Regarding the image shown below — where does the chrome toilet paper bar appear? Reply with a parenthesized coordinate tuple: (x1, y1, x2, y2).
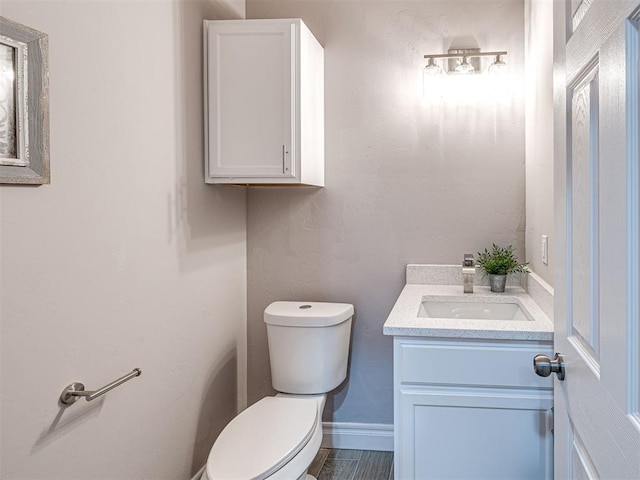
(59, 368, 142, 405)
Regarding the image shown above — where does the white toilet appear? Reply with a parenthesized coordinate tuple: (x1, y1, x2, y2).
(203, 301, 354, 480)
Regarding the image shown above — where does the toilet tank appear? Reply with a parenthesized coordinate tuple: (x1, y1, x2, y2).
(264, 301, 354, 394)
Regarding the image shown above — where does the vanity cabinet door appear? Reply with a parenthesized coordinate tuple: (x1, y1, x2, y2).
(397, 388, 553, 480)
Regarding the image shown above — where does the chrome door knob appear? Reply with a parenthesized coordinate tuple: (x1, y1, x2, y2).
(533, 353, 566, 381)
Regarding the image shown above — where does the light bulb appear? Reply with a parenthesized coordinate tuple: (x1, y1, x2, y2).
(455, 56, 474, 74)
(488, 55, 507, 76)
(423, 58, 442, 76)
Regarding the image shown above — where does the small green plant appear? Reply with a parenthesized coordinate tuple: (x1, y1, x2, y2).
(476, 244, 529, 276)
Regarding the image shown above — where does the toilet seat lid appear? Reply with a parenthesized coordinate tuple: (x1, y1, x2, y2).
(206, 396, 318, 480)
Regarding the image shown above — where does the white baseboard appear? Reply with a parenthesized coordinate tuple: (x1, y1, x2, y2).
(321, 422, 394, 451)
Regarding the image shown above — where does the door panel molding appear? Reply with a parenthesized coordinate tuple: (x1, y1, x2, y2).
(571, 429, 599, 480)
(566, 0, 640, 79)
(567, 60, 600, 361)
(626, 16, 640, 421)
(572, 0, 593, 34)
(568, 335, 599, 379)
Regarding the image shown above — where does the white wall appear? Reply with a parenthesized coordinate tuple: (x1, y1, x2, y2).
(0, 1, 246, 478)
(246, 0, 526, 425)
(525, 0, 554, 285)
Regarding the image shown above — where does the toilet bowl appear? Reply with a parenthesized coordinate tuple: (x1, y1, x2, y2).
(203, 301, 354, 480)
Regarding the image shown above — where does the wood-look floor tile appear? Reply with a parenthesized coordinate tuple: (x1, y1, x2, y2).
(309, 448, 331, 477)
(317, 458, 359, 480)
(353, 451, 394, 480)
(326, 449, 363, 460)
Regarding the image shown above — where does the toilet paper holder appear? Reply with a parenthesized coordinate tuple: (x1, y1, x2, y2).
(59, 368, 142, 405)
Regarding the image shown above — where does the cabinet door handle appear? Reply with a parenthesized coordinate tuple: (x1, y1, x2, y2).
(282, 145, 289, 174)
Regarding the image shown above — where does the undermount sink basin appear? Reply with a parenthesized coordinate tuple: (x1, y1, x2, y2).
(418, 301, 529, 321)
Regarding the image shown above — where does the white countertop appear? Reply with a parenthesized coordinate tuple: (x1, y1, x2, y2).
(383, 284, 553, 341)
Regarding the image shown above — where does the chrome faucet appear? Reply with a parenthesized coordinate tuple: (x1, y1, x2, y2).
(462, 254, 475, 294)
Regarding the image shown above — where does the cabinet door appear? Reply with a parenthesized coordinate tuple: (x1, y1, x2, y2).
(206, 21, 294, 178)
(398, 388, 553, 480)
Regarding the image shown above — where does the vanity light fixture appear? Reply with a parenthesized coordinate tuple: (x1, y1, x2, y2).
(423, 50, 508, 76)
(455, 56, 475, 74)
(423, 57, 443, 76)
(488, 53, 508, 75)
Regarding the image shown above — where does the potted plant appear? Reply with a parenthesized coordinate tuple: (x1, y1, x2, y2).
(476, 244, 529, 292)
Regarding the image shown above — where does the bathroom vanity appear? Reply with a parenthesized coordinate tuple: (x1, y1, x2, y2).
(384, 266, 554, 480)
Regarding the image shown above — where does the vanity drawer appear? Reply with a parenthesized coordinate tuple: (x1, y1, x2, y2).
(396, 338, 553, 389)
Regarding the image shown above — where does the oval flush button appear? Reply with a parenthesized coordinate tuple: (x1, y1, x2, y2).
(299, 305, 312, 309)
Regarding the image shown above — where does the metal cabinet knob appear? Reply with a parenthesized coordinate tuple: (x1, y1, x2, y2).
(533, 353, 566, 381)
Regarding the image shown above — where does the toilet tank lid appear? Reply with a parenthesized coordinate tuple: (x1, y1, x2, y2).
(264, 301, 354, 327)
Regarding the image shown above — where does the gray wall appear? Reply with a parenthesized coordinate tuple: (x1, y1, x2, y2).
(0, 1, 246, 478)
(246, 0, 526, 424)
(525, 0, 554, 286)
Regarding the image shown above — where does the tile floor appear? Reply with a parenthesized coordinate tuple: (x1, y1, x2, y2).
(308, 448, 394, 480)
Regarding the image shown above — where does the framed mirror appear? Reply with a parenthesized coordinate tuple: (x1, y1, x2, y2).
(0, 16, 49, 184)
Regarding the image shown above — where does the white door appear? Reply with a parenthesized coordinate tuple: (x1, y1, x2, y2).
(552, 0, 640, 478)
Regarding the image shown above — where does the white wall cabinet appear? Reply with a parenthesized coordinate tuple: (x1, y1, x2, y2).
(394, 337, 553, 480)
(204, 19, 324, 186)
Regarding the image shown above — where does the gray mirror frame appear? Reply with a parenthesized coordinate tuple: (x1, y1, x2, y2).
(0, 16, 50, 185)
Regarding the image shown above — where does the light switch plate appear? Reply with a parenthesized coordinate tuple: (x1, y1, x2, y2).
(541, 235, 548, 265)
